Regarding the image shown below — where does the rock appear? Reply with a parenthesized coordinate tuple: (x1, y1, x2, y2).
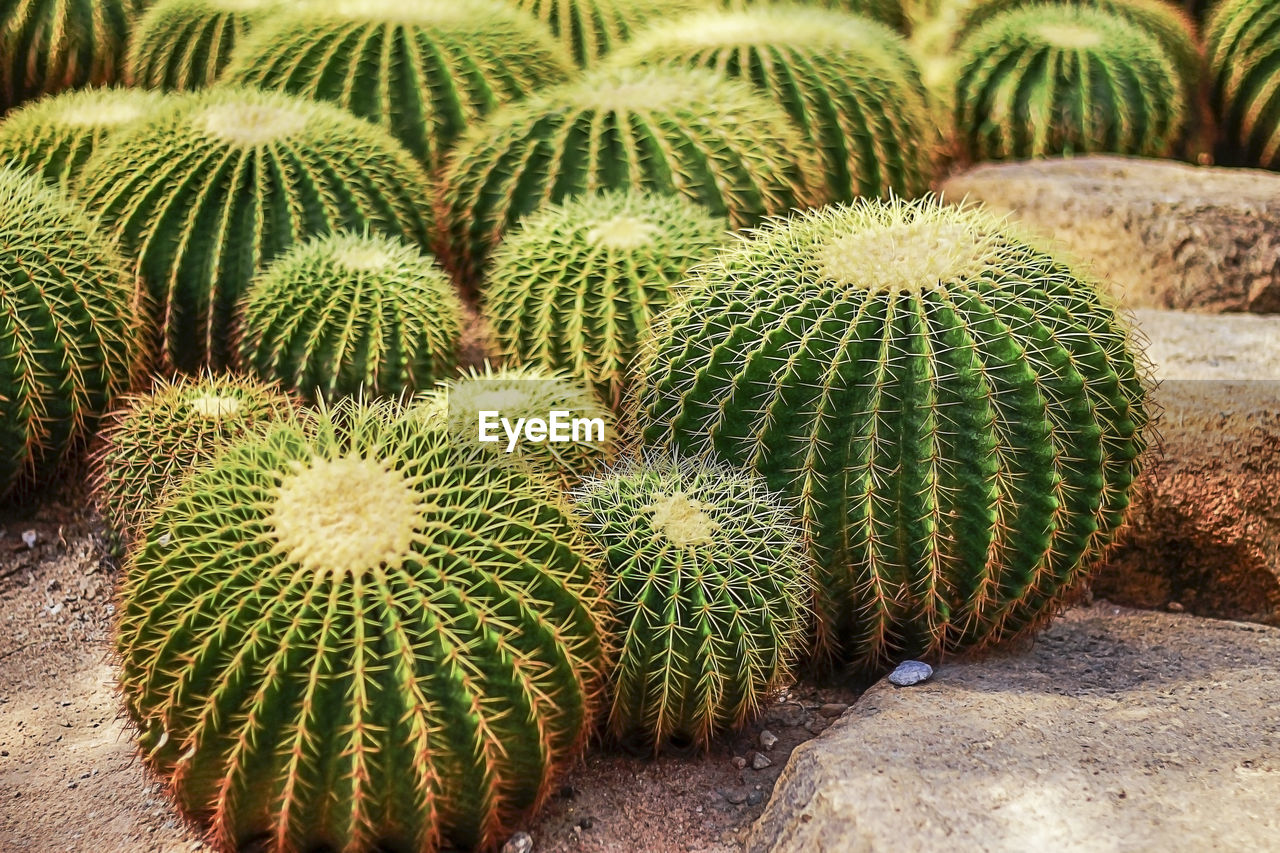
(732, 755, 747, 770)
(721, 788, 749, 805)
(501, 831, 533, 853)
(747, 605, 1280, 853)
(817, 703, 847, 718)
(759, 730, 778, 751)
(887, 660, 933, 687)
(751, 752, 772, 770)
(21, 529, 37, 549)
(941, 156, 1280, 312)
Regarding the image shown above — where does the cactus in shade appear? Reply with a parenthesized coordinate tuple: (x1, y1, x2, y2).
(953, 6, 1186, 162)
(503, 0, 704, 66)
(574, 453, 813, 750)
(720, 0, 910, 34)
(635, 198, 1150, 669)
(1208, 0, 1280, 169)
(115, 398, 608, 852)
(437, 66, 822, 287)
(0, 0, 135, 111)
(226, 0, 572, 169)
(0, 168, 145, 499)
(76, 87, 432, 373)
(613, 6, 938, 204)
(484, 192, 729, 410)
(0, 88, 170, 188)
(127, 0, 282, 91)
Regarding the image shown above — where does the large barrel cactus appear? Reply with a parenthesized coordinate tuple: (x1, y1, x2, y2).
(0, 168, 145, 499)
(636, 198, 1150, 668)
(720, 0, 910, 34)
(502, 0, 704, 66)
(77, 87, 432, 373)
(574, 453, 813, 750)
(116, 399, 608, 852)
(483, 191, 729, 410)
(613, 5, 938, 204)
(954, 5, 1187, 161)
(437, 66, 822, 286)
(226, 0, 572, 169)
(1208, 0, 1280, 169)
(127, 0, 282, 91)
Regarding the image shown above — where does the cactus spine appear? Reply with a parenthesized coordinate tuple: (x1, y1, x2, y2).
(1208, 0, 1280, 168)
(720, 0, 911, 34)
(504, 0, 704, 66)
(0, 0, 136, 111)
(127, 0, 283, 91)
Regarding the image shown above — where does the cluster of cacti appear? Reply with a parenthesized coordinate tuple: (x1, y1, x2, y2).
(574, 453, 813, 750)
(236, 232, 463, 403)
(613, 5, 938, 203)
(0, 88, 170, 187)
(953, 5, 1187, 161)
(226, 0, 572, 168)
(636, 198, 1149, 668)
(503, 0, 704, 66)
(720, 0, 911, 34)
(116, 398, 608, 851)
(77, 87, 433, 373)
(437, 66, 822, 286)
(0, 0, 136, 111)
(483, 191, 729, 409)
(127, 0, 282, 91)
(1208, 0, 1280, 169)
(0, 168, 145, 499)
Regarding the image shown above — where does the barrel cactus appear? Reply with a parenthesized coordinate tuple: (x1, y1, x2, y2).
(720, 0, 910, 34)
(127, 0, 282, 91)
(77, 87, 433, 373)
(1208, 0, 1280, 169)
(0, 168, 145, 499)
(92, 373, 296, 543)
(574, 453, 812, 750)
(0, 0, 135, 111)
(237, 232, 464, 403)
(116, 398, 608, 851)
(954, 5, 1187, 161)
(484, 191, 729, 410)
(636, 198, 1150, 668)
(613, 5, 938, 203)
(503, 0, 704, 66)
(226, 0, 572, 169)
(437, 66, 822, 286)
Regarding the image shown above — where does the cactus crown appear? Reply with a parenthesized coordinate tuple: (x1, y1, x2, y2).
(1208, 0, 1280, 168)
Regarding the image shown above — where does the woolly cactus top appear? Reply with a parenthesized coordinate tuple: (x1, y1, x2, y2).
(11, 87, 168, 128)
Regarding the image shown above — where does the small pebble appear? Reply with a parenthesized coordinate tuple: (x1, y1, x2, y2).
(751, 752, 772, 770)
(818, 703, 848, 718)
(721, 788, 748, 805)
(21, 530, 37, 549)
(747, 790, 766, 806)
(501, 832, 533, 853)
(731, 756, 747, 770)
(1167, 601, 1185, 613)
(888, 660, 934, 687)
(759, 729, 778, 751)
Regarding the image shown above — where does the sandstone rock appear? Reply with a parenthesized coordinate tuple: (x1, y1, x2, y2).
(748, 606, 1280, 853)
(941, 156, 1280, 312)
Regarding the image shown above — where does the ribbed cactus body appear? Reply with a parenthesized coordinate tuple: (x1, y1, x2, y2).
(484, 192, 729, 410)
(0, 88, 170, 187)
(954, 6, 1186, 161)
(574, 453, 812, 750)
(636, 199, 1149, 669)
(504, 0, 703, 66)
(0, 168, 144, 499)
(128, 0, 282, 91)
(227, 0, 572, 169)
(1208, 0, 1280, 168)
(0, 0, 135, 111)
(720, 0, 910, 34)
(437, 66, 822, 287)
(117, 399, 608, 852)
(613, 6, 937, 203)
(77, 88, 432, 373)
(237, 232, 463, 403)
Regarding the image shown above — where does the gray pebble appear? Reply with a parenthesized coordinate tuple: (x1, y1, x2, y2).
(888, 660, 934, 686)
(759, 729, 778, 751)
(747, 790, 766, 806)
(721, 788, 748, 805)
(501, 832, 533, 853)
(21, 530, 37, 549)
(751, 752, 772, 770)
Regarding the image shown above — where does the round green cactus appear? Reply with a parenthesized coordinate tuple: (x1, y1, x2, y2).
(503, 0, 704, 66)
(0, 88, 170, 187)
(237, 232, 464, 403)
(574, 453, 813, 750)
(636, 198, 1150, 669)
(954, 5, 1187, 161)
(0, 0, 136, 111)
(612, 5, 938, 204)
(92, 373, 296, 543)
(226, 0, 572, 169)
(127, 0, 283, 91)
(436, 66, 823, 287)
(1208, 0, 1280, 168)
(721, 0, 910, 34)
(76, 87, 433, 373)
(483, 191, 729, 410)
(0, 168, 145, 499)
(116, 398, 608, 851)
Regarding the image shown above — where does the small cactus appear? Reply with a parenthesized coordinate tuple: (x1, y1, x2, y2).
(483, 191, 729, 410)
(574, 453, 813, 750)
(503, 0, 704, 66)
(127, 0, 283, 92)
(0, 0, 136, 111)
(1208, 0, 1280, 168)
(636, 198, 1150, 669)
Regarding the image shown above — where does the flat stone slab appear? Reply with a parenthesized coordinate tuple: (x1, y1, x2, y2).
(941, 156, 1280, 312)
(748, 605, 1280, 853)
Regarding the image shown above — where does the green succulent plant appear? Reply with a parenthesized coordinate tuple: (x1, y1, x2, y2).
(636, 198, 1150, 669)
(483, 191, 729, 410)
(436, 66, 823, 287)
(953, 5, 1187, 161)
(574, 452, 813, 750)
(127, 0, 283, 91)
(0, 0, 136, 111)
(612, 5, 938, 204)
(76, 87, 433, 373)
(1208, 0, 1280, 168)
(226, 0, 572, 169)
(720, 0, 911, 34)
(0, 167, 145, 499)
(0, 88, 170, 188)
(503, 0, 704, 66)
(116, 398, 609, 852)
